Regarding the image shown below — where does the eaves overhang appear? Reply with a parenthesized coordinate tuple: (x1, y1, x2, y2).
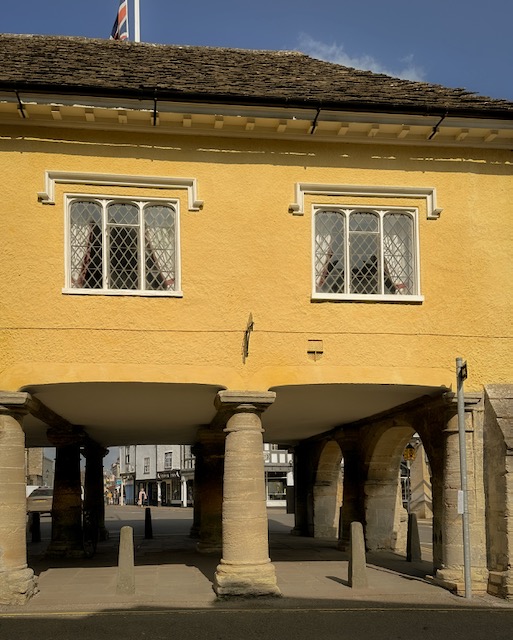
(2, 86, 513, 150)
(3, 80, 513, 121)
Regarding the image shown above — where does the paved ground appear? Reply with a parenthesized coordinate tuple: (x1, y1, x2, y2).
(1, 506, 511, 614)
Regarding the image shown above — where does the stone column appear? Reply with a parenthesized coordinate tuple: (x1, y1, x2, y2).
(213, 391, 280, 597)
(82, 441, 109, 542)
(291, 444, 310, 536)
(0, 396, 38, 604)
(434, 396, 488, 592)
(336, 429, 365, 551)
(46, 429, 84, 557)
(189, 443, 201, 539)
(194, 426, 225, 553)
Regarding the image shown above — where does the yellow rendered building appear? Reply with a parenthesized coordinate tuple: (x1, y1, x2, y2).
(1, 34, 513, 603)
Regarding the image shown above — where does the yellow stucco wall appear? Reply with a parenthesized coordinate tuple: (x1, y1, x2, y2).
(1, 124, 513, 393)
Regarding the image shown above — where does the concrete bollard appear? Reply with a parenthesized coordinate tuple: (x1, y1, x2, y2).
(144, 507, 153, 540)
(116, 525, 135, 595)
(30, 512, 41, 543)
(406, 513, 422, 562)
(348, 521, 368, 588)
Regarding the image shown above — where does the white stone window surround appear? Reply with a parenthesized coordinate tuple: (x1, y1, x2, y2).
(39, 171, 203, 211)
(290, 182, 442, 220)
(63, 193, 182, 297)
(311, 204, 423, 303)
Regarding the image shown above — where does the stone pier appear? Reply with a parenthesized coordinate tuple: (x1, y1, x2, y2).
(213, 391, 280, 597)
(0, 394, 38, 604)
(194, 426, 225, 554)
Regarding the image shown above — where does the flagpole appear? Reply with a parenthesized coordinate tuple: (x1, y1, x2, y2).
(134, 0, 141, 42)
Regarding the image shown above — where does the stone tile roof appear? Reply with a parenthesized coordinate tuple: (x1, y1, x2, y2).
(1, 33, 513, 118)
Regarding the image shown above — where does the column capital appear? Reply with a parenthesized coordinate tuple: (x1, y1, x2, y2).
(47, 426, 86, 447)
(215, 390, 276, 414)
(0, 391, 32, 417)
(81, 440, 109, 459)
(195, 424, 226, 446)
(443, 391, 483, 413)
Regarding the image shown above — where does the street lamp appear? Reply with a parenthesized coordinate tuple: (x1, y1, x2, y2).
(403, 443, 417, 514)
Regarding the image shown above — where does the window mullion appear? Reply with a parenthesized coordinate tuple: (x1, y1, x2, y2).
(379, 212, 384, 295)
(139, 204, 145, 291)
(102, 200, 108, 290)
(344, 210, 350, 294)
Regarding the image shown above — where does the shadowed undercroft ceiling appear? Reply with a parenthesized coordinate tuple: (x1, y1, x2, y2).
(19, 381, 446, 448)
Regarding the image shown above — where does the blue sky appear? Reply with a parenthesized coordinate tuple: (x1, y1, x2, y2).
(3, 0, 513, 101)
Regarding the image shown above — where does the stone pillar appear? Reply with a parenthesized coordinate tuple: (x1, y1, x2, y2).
(336, 429, 365, 551)
(213, 391, 280, 597)
(82, 441, 109, 542)
(483, 385, 513, 598)
(194, 426, 225, 553)
(434, 396, 488, 592)
(291, 443, 312, 536)
(190, 443, 201, 538)
(47, 429, 84, 557)
(0, 397, 38, 604)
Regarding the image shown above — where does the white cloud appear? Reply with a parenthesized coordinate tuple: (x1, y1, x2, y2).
(297, 33, 425, 82)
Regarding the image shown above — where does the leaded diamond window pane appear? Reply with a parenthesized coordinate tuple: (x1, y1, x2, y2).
(108, 226, 139, 289)
(315, 211, 345, 293)
(107, 202, 139, 225)
(383, 213, 415, 295)
(349, 212, 379, 233)
(107, 203, 140, 290)
(70, 201, 103, 289)
(144, 205, 176, 291)
(349, 212, 379, 294)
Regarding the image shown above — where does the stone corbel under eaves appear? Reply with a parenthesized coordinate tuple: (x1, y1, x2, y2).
(37, 171, 204, 211)
(289, 183, 442, 219)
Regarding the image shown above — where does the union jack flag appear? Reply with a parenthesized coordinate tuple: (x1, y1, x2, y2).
(111, 0, 129, 40)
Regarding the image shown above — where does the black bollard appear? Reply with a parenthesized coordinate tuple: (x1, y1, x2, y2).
(406, 512, 422, 562)
(144, 507, 153, 539)
(30, 512, 41, 543)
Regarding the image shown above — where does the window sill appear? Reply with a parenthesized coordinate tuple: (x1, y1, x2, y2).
(62, 288, 183, 298)
(311, 292, 424, 303)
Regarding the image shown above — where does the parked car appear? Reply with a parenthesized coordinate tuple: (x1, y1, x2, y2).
(27, 487, 53, 514)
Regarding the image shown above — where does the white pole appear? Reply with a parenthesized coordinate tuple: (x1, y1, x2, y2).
(134, 0, 141, 42)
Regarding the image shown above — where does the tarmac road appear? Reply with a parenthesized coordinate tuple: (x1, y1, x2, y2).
(4, 506, 511, 639)
(1, 607, 513, 640)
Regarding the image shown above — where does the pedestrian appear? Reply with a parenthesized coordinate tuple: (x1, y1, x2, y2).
(138, 488, 147, 507)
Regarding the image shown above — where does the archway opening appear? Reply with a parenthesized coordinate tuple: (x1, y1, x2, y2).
(364, 425, 433, 562)
(313, 440, 343, 539)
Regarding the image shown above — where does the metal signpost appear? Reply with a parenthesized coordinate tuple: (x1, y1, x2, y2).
(457, 357, 472, 599)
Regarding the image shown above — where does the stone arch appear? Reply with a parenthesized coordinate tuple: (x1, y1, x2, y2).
(362, 423, 415, 551)
(313, 440, 343, 539)
(483, 385, 513, 598)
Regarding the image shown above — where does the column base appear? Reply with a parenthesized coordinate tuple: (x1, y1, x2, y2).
(99, 526, 110, 542)
(0, 567, 38, 605)
(45, 541, 85, 558)
(197, 540, 222, 554)
(488, 570, 513, 600)
(291, 526, 306, 537)
(433, 566, 489, 595)
(214, 560, 281, 597)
